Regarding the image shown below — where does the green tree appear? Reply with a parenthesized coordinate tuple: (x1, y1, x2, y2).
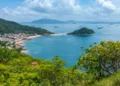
(52, 56, 66, 69)
(77, 41, 120, 78)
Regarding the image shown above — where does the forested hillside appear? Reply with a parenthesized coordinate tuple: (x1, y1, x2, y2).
(0, 48, 89, 86)
(0, 18, 53, 35)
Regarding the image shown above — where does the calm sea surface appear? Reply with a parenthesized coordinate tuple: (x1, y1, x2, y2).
(24, 23, 120, 67)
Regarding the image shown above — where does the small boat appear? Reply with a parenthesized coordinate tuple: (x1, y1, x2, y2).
(98, 27, 103, 29)
(54, 26, 58, 28)
(80, 46, 83, 49)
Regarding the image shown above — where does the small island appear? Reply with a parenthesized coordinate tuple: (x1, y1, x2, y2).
(67, 27, 95, 35)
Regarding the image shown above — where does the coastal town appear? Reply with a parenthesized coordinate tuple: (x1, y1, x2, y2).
(0, 33, 41, 53)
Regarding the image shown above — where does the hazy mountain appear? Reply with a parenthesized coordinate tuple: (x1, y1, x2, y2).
(31, 18, 79, 24)
(32, 18, 64, 24)
(31, 18, 120, 24)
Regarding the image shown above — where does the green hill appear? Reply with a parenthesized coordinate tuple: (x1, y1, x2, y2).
(0, 18, 54, 35)
(68, 27, 95, 35)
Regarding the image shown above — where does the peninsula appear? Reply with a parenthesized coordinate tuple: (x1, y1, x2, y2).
(0, 18, 54, 53)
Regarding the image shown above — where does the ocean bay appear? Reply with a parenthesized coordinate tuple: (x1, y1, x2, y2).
(24, 23, 120, 67)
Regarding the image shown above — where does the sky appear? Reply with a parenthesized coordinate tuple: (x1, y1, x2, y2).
(0, 0, 120, 22)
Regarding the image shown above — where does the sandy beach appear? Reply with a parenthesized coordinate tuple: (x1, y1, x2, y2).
(16, 34, 59, 53)
(16, 35, 41, 45)
(15, 35, 41, 53)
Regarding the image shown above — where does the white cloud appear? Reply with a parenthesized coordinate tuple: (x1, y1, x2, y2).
(24, 0, 81, 14)
(24, 0, 54, 13)
(0, 0, 82, 21)
(1, 6, 39, 16)
(0, 6, 53, 22)
(97, 0, 116, 12)
(0, 0, 120, 22)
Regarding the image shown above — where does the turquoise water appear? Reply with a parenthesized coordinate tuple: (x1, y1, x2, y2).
(24, 24, 120, 67)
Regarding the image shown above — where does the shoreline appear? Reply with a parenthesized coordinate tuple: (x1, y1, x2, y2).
(18, 33, 67, 54)
(15, 35, 41, 53)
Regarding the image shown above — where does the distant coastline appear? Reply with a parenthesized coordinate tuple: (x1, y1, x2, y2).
(28, 18, 120, 24)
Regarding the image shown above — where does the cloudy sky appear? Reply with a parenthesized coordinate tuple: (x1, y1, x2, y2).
(0, 0, 120, 22)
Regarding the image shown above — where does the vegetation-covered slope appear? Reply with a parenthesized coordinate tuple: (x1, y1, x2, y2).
(0, 48, 90, 86)
(68, 27, 95, 35)
(0, 41, 120, 86)
(94, 72, 120, 86)
(0, 18, 53, 35)
(77, 41, 120, 78)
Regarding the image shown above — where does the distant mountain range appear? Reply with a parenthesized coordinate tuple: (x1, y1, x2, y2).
(31, 18, 120, 24)
(32, 19, 63, 24)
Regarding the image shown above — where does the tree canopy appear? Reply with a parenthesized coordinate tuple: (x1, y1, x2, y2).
(0, 48, 90, 86)
(77, 41, 120, 78)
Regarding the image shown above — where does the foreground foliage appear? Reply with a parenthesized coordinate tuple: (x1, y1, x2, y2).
(0, 41, 120, 86)
(94, 72, 120, 86)
(77, 41, 120, 78)
(0, 48, 92, 86)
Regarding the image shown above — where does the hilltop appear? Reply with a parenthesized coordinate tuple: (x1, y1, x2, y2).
(0, 18, 54, 35)
(68, 27, 95, 35)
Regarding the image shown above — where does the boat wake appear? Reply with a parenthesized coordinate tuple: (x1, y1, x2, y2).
(51, 33, 67, 36)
